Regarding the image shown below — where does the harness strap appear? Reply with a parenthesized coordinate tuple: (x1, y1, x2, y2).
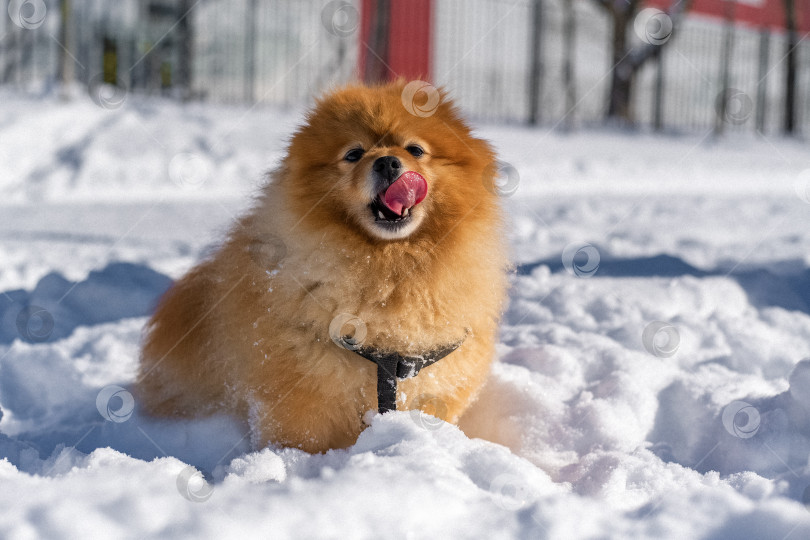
(334, 336, 465, 413)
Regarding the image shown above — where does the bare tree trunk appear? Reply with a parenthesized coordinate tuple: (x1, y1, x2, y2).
(595, 0, 691, 126)
(364, 0, 391, 83)
(3, 26, 19, 84)
(783, 0, 797, 135)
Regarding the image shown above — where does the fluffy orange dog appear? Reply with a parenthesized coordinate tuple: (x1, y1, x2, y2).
(136, 81, 509, 453)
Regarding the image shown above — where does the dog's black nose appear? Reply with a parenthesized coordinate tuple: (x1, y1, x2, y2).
(373, 156, 402, 183)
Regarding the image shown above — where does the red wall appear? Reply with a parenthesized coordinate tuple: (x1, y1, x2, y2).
(648, 0, 810, 32)
(360, 0, 432, 82)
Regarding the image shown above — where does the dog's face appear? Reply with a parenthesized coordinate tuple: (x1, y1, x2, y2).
(280, 82, 498, 243)
(334, 130, 432, 240)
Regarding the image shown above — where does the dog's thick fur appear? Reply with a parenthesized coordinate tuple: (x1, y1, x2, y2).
(135, 81, 509, 453)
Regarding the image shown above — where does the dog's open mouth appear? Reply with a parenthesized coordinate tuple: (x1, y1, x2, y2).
(370, 171, 428, 224)
(371, 197, 411, 222)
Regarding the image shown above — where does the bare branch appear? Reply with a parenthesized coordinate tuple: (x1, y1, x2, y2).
(629, 0, 694, 68)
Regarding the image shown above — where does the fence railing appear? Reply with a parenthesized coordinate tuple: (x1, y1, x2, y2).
(1, 0, 807, 135)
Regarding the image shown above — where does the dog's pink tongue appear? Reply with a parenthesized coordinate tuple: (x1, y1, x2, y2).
(382, 172, 428, 216)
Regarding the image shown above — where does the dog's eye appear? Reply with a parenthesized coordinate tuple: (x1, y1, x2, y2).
(344, 148, 365, 163)
(406, 145, 424, 158)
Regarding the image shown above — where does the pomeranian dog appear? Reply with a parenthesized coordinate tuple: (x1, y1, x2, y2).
(135, 80, 509, 453)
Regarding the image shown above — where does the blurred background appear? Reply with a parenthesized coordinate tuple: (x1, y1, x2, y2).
(4, 4, 810, 536)
(2, 0, 809, 135)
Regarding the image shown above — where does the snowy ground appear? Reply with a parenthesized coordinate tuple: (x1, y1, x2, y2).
(2, 89, 810, 539)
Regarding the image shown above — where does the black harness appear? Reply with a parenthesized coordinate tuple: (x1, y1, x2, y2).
(333, 335, 465, 413)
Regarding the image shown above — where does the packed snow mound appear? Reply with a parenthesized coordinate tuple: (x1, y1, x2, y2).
(2, 90, 810, 538)
(0, 262, 171, 345)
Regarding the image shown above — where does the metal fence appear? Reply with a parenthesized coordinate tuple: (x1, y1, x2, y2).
(191, 0, 358, 105)
(1, 0, 807, 135)
(635, 16, 810, 134)
(0, 0, 356, 106)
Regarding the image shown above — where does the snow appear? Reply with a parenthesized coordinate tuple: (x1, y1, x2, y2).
(2, 89, 810, 539)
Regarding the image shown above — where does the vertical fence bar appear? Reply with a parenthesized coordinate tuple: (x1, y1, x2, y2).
(177, 0, 194, 100)
(714, 0, 736, 136)
(653, 49, 664, 131)
(561, 0, 576, 129)
(755, 27, 769, 133)
(527, 0, 543, 125)
(244, 0, 256, 103)
(801, 41, 809, 134)
(783, 0, 797, 134)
